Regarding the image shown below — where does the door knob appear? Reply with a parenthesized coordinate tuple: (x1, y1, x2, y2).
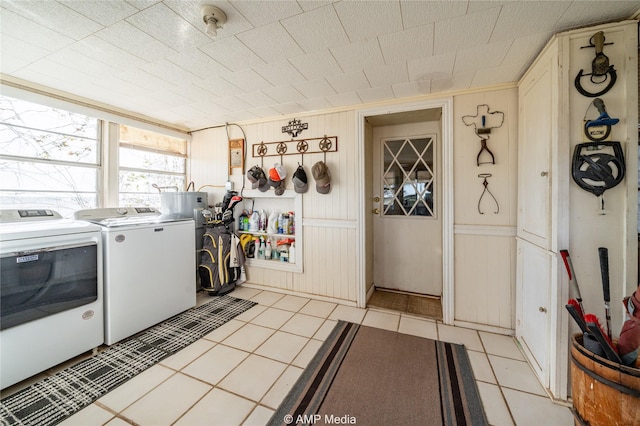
(538, 306, 547, 313)
(372, 208, 380, 215)
(540, 171, 549, 177)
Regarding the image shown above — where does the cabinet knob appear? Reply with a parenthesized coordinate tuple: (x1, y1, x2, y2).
(540, 171, 549, 177)
(538, 306, 547, 313)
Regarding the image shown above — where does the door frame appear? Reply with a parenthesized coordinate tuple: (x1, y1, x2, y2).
(355, 97, 454, 324)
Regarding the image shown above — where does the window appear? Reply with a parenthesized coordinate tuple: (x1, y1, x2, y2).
(382, 136, 435, 217)
(0, 95, 100, 217)
(118, 125, 187, 207)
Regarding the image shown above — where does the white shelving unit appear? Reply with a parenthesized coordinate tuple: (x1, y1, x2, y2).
(238, 189, 302, 273)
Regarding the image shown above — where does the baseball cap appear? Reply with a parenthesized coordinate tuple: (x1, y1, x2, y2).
(292, 165, 308, 194)
(247, 165, 267, 190)
(312, 161, 331, 194)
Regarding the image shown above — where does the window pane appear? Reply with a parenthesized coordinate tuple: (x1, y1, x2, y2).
(0, 96, 98, 138)
(0, 160, 97, 192)
(119, 147, 185, 173)
(0, 124, 98, 164)
(119, 170, 184, 193)
(0, 191, 97, 218)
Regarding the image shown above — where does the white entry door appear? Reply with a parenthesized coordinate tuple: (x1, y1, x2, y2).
(372, 125, 442, 295)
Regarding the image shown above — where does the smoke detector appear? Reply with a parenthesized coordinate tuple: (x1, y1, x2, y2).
(201, 5, 227, 37)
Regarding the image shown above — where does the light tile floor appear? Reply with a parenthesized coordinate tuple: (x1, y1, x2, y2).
(48, 287, 573, 425)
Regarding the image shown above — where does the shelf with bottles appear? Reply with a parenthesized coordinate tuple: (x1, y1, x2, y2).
(236, 189, 302, 273)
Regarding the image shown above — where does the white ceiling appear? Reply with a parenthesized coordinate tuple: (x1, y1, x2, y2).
(1, 1, 638, 131)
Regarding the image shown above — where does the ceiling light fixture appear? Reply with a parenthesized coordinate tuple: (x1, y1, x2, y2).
(201, 5, 227, 37)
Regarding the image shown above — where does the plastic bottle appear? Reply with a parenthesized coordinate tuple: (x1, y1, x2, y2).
(260, 210, 267, 232)
(238, 211, 246, 231)
(258, 237, 265, 259)
(278, 213, 284, 234)
(282, 214, 289, 235)
(280, 245, 289, 263)
(249, 211, 259, 232)
(288, 242, 295, 264)
(265, 240, 272, 260)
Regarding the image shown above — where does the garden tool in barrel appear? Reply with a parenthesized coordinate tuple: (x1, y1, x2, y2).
(618, 288, 640, 367)
(574, 31, 617, 97)
(571, 141, 625, 213)
(583, 98, 619, 142)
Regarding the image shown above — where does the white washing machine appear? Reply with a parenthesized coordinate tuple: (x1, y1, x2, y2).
(73, 207, 196, 345)
(0, 209, 103, 389)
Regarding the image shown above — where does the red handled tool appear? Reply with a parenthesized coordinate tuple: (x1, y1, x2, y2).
(560, 250, 585, 315)
(585, 313, 621, 363)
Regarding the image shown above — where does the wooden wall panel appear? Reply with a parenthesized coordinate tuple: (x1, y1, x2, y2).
(454, 232, 516, 330)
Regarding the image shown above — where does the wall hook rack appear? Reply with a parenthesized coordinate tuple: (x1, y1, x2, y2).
(252, 135, 338, 158)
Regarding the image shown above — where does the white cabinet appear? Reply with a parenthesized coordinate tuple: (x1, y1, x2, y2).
(238, 189, 303, 273)
(516, 20, 637, 401)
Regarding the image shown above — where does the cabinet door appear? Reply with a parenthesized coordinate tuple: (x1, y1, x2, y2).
(516, 239, 551, 386)
(518, 64, 553, 249)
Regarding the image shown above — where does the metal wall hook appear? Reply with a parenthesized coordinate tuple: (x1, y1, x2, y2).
(477, 173, 499, 214)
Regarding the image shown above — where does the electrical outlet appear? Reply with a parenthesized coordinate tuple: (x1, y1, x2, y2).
(225, 180, 234, 191)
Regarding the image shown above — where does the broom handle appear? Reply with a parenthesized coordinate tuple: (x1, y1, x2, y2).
(598, 247, 611, 340)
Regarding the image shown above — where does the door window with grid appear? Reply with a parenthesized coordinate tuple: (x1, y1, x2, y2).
(382, 136, 435, 217)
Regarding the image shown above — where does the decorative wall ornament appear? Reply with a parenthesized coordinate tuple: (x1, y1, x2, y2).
(477, 173, 499, 215)
(462, 104, 504, 166)
(574, 31, 617, 97)
(282, 118, 308, 137)
(252, 136, 338, 158)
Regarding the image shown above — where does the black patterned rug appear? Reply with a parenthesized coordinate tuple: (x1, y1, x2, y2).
(0, 295, 256, 426)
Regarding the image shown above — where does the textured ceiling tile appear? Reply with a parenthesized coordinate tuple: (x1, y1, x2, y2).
(325, 91, 362, 108)
(364, 62, 409, 87)
(392, 80, 431, 99)
(230, 0, 303, 27)
(407, 53, 455, 81)
(237, 23, 304, 63)
(0, 35, 48, 73)
(326, 71, 370, 93)
(253, 61, 306, 86)
(246, 106, 282, 119)
(357, 86, 394, 104)
(333, 1, 403, 42)
(59, 0, 138, 26)
(297, 97, 333, 112)
(14, 59, 101, 95)
(235, 91, 277, 108)
(472, 62, 526, 87)
(115, 68, 178, 91)
(433, 7, 500, 55)
(167, 48, 231, 79)
(298, 0, 334, 12)
(263, 85, 305, 104)
(453, 41, 511, 75)
(293, 79, 337, 98)
(502, 32, 552, 70)
(281, 5, 350, 53)
(431, 72, 474, 92)
(126, 3, 210, 51)
(67, 36, 147, 72)
(331, 38, 384, 72)
(2, 0, 104, 40)
(555, 1, 640, 30)
(211, 95, 252, 113)
(47, 47, 121, 79)
(222, 69, 272, 93)
(270, 102, 304, 115)
(0, 7, 74, 52)
(400, 0, 468, 29)
(289, 50, 342, 80)
(194, 76, 243, 97)
(199, 37, 265, 72)
(378, 24, 434, 64)
(125, 0, 161, 10)
(489, 1, 571, 43)
(140, 59, 203, 85)
(95, 20, 177, 61)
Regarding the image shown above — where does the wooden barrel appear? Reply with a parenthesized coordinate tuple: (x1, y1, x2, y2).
(571, 333, 640, 425)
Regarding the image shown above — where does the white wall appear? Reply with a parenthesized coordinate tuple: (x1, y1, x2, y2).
(190, 87, 520, 331)
(453, 88, 519, 331)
